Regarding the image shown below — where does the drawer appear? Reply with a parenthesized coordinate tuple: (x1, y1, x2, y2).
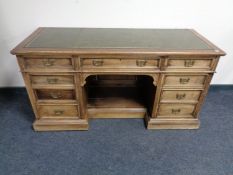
(158, 104, 195, 118)
(163, 75, 206, 88)
(160, 90, 202, 103)
(81, 58, 159, 69)
(24, 58, 74, 70)
(37, 105, 79, 118)
(35, 89, 76, 100)
(31, 75, 74, 86)
(166, 58, 213, 70)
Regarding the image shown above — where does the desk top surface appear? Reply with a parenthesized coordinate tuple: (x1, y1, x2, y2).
(11, 28, 225, 55)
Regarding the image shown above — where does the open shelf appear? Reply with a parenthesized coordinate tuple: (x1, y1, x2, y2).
(85, 75, 156, 118)
(88, 97, 145, 108)
(87, 87, 145, 108)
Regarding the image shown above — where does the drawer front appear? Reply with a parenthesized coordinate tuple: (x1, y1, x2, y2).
(163, 75, 206, 87)
(31, 75, 74, 85)
(160, 90, 202, 103)
(35, 89, 75, 100)
(167, 58, 212, 69)
(24, 58, 74, 70)
(158, 104, 195, 117)
(81, 58, 159, 69)
(38, 105, 79, 118)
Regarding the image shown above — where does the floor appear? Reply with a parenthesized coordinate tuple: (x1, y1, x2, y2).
(0, 87, 233, 175)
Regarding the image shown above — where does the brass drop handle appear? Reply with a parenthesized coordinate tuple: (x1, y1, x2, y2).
(47, 78, 58, 84)
(43, 59, 55, 66)
(172, 109, 181, 114)
(92, 59, 104, 66)
(54, 110, 64, 115)
(180, 78, 190, 84)
(136, 60, 147, 67)
(184, 60, 195, 67)
(176, 93, 186, 100)
(50, 92, 62, 99)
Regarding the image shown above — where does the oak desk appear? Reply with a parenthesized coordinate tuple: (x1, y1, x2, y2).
(11, 28, 225, 131)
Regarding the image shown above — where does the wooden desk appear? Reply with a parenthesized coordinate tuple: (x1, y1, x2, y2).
(11, 28, 225, 131)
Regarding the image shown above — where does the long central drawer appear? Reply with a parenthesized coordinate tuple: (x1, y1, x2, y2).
(80, 58, 159, 69)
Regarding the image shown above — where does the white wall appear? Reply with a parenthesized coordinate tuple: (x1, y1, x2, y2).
(0, 0, 232, 87)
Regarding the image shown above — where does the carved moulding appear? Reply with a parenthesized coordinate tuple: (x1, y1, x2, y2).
(80, 73, 158, 87)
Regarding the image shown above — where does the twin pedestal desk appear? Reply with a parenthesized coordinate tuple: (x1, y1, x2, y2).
(11, 28, 225, 131)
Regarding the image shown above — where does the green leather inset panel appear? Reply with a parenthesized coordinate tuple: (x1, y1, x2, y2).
(26, 28, 213, 50)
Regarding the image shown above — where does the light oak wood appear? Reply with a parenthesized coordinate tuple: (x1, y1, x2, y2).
(31, 75, 74, 86)
(160, 90, 202, 103)
(11, 28, 225, 131)
(166, 57, 214, 70)
(163, 75, 207, 88)
(146, 115, 200, 129)
(35, 89, 75, 100)
(192, 73, 214, 118)
(24, 57, 74, 71)
(33, 119, 88, 131)
(37, 104, 79, 119)
(157, 104, 196, 118)
(81, 58, 159, 69)
(88, 108, 146, 118)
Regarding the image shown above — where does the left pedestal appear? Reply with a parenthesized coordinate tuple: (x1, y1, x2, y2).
(16, 56, 88, 131)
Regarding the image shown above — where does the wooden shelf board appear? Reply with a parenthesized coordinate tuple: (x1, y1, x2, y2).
(87, 97, 145, 108)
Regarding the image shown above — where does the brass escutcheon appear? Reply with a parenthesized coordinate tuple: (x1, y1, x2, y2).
(92, 59, 104, 66)
(180, 78, 190, 84)
(136, 60, 147, 67)
(172, 109, 181, 114)
(50, 92, 62, 99)
(47, 78, 58, 84)
(184, 60, 195, 67)
(176, 93, 186, 100)
(54, 110, 64, 115)
(43, 59, 55, 66)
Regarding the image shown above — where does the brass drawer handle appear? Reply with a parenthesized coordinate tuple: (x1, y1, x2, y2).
(176, 93, 186, 100)
(136, 60, 147, 67)
(50, 92, 62, 99)
(180, 78, 190, 84)
(172, 109, 181, 114)
(184, 60, 195, 67)
(47, 78, 58, 84)
(43, 59, 55, 66)
(54, 110, 64, 115)
(92, 59, 104, 66)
